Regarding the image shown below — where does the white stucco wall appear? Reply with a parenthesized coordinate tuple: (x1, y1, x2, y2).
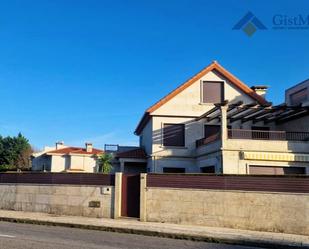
(70, 155, 97, 172)
(140, 118, 153, 155)
(33, 154, 98, 173)
(141, 69, 257, 172)
(50, 155, 70, 172)
(151, 70, 254, 116)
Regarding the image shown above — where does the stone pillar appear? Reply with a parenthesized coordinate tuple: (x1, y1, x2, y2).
(220, 105, 228, 147)
(139, 173, 147, 222)
(120, 160, 125, 172)
(113, 172, 122, 219)
(220, 104, 228, 174)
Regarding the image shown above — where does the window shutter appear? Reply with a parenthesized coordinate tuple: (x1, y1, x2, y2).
(163, 124, 185, 147)
(203, 82, 223, 103)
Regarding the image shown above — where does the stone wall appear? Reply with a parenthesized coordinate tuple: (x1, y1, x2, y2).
(145, 187, 309, 235)
(0, 184, 114, 218)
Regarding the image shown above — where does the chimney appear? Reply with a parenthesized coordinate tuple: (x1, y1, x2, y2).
(251, 85, 268, 98)
(55, 141, 65, 150)
(85, 142, 93, 153)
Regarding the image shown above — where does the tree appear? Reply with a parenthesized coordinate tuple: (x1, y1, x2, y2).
(97, 153, 113, 173)
(0, 133, 33, 171)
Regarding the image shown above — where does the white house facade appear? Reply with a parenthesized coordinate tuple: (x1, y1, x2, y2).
(134, 61, 309, 175)
(31, 142, 103, 172)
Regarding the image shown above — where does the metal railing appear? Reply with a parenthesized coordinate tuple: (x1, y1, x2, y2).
(196, 129, 309, 148)
(228, 129, 309, 141)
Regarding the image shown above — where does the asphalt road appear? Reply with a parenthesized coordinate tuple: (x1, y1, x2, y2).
(0, 222, 264, 249)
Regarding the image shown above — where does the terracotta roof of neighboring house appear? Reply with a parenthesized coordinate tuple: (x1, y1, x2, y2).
(116, 148, 147, 159)
(47, 147, 103, 155)
(135, 61, 270, 135)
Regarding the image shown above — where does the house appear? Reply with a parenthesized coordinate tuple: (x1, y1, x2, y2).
(105, 144, 147, 173)
(285, 78, 309, 106)
(31, 142, 103, 172)
(132, 61, 309, 175)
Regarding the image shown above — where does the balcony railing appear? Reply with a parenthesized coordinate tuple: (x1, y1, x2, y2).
(196, 129, 309, 148)
(196, 133, 221, 147)
(228, 129, 309, 141)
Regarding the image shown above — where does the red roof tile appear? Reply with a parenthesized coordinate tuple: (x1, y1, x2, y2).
(116, 148, 147, 159)
(47, 147, 103, 155)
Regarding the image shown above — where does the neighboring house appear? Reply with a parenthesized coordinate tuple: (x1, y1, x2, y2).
(277, 78, 309, 135)
(31, 142, 103, 172)
(132, 61, 309, 175)
(105, 144, 147, 173)
(285, 79, 309, 106)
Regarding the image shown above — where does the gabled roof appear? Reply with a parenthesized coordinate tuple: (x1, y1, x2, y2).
(47, 147, 103, 155)
(116, 148, 147, 159)
(135, 61, 269, 135)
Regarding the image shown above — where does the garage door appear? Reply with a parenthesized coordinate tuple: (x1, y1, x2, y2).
(249, 166, 306, 175)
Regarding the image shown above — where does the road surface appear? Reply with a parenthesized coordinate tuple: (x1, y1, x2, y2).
(0, 221, 264, 249)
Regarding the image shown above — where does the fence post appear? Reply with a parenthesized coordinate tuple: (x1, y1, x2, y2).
(140, 173, 147, 222)
(113, 172, 122, 219)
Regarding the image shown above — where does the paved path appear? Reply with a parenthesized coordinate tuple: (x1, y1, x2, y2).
(0, 210, 308, 248)
(0, 222, 260, 249)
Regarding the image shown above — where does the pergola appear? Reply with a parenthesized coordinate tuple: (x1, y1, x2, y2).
(196, 101, 309, 125)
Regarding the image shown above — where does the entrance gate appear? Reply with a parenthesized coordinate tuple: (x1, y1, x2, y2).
(121, 174, 140, 218)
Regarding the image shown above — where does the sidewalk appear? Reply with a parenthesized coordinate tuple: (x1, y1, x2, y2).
(0, 210, 307, 248)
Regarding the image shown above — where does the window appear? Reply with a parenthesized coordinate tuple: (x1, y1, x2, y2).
(204, 125, 221, 140)
(202, 81, 224, 103)
(200, 166, 215, 173)
(163, 124, 185, 147)
(290, 88, 307, 106)
(163, 167, 186, 173)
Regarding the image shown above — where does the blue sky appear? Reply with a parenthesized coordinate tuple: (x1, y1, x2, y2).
(0, 0, 308, 149)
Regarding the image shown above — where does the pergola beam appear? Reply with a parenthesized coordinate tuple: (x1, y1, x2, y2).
(196, 102, 309, 125)
(227, 101, 243, 112)
(241, 109, 271, 123)
(207, 113, 221, 122)
(230, 107, 263, 123)
(243, 106, 282, 123)
(276, 109, 309, 123)
(196, 106, 219, 121)
(264, 109, 298, 124)
(227, 102, 258, 119)
(252, 111, 278, 123)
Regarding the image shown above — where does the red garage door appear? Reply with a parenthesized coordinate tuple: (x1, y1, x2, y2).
(249, 166, 306, 175)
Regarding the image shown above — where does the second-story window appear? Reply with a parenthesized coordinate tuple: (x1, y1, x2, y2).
(163, 124, 185, 147)
(204, 125, 221, 140)
(202, 81, 224, 103)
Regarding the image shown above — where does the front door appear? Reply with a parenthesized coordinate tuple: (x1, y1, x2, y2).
(121, 174, 140, 218)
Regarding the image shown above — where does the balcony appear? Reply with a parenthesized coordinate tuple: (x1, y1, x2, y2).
(196, 129, 309, 148)
(228, 129, 309, 141)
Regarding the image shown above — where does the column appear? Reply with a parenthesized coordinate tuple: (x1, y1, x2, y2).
(120, 160, 125, 172)
(139, 173, 147, 222)
(113, 172, 122, 219)
(220, 105, 228, 145)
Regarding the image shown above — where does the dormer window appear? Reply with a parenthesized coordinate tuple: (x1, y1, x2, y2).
(202, 81, 224, 103)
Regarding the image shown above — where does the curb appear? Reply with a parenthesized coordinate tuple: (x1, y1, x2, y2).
(0, 216, 306, 249)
